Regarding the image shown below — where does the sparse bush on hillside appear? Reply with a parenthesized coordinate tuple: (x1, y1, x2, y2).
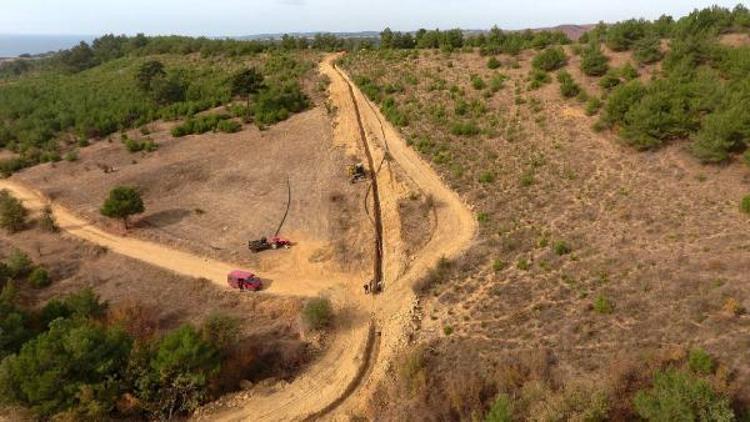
(487, 56, 501, 69)
(593, 295, 614, 314)
(5, 249, 33, 280)
(451, 121, 481, 136)
(485, 394, 513, 422)
(100, 186, 145, 229)
(171, 114, 241, 137)
(528, 69, 551, 90)
(302, 296, 333, 330)
(382, 97, 409, 127)
(532, 47, 567, 72)
(28, 267, 51, 289)
(605, 19, 649, 51)
(0, 190, 28, 233)
(599, 69, 622, 91)
(490, 73, 507, 93)
(687, 348, 715, 375)
(619, 62, 639, 80)
(553, 241, 572, 256)
(585, 97, 603, 116)
(633, 369, 734, 421)
(580, 43, 609, 76)
(471, 74, 487, 90)
(557, 70, 581, 98)
(741, 195, 750, 215)
(633, 36, 664, 64)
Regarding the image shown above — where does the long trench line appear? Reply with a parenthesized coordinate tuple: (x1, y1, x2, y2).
(334, 63, 384, 289)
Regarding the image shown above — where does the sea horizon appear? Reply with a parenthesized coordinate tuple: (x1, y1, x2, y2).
(0, 34, 96, 58)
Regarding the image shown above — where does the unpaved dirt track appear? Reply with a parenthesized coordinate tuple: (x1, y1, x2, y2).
(0, 53, 476, 421)
(208, 55, 476, 421)
(0, 180, 352, 297)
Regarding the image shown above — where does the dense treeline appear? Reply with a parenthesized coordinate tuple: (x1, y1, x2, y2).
(595, 5, 750, 162)
(0, 279, 241, 419)
(378, 26, 571, 54)
(0, 44, 316, 176)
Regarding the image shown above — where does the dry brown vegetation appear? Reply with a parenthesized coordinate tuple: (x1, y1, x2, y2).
(341, 45, 750, 419)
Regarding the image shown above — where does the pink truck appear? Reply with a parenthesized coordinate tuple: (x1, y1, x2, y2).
(227, 270, 263, 291)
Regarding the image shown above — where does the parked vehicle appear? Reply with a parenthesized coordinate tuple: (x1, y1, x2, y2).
(227, 270, 263, 291)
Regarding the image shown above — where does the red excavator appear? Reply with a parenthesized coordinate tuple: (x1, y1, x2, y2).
(248, 177, 293, 254)
(248, 236, 291, 253)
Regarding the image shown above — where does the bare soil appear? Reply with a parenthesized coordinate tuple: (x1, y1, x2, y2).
(14, 107, 370, 278)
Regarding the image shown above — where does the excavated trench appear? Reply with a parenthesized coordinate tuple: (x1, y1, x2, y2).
(334, 63, 384, 290)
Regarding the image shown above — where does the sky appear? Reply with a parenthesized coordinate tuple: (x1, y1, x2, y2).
(0, 0, 746, 36)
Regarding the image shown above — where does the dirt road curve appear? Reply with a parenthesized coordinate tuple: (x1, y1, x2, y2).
(0, 53, 476, 421)
(205, 55, 476, 421)
(0, 180, 352, 297)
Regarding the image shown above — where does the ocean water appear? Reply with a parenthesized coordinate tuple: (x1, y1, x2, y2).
(0, 34, 96, 57)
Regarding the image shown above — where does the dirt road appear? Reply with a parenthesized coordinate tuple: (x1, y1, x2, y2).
(0, 53, 476, 421)
(0, 180, 353, 297)
(204, 55, 476, 421)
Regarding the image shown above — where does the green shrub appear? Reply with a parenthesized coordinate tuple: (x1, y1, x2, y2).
(585, 97, 603, 116)
(200, 314, 240, 353)
(520, 170, 535, 186)
(634, 369, 734, 421)
(553, 241, 572, 256)
(171, 114, 232, 137)
(124, 138, 144, 152)
(443, 325, 453, 336)
(580, 43, 609, 76)
(487, 56, 501, 69)
(100, 186, 144, 229)
(0, 318, 132, 417)
(478, 171, 495, 184)
(633, 36, 664, 64)
(471, 75, 487, 90)
(216, 119, 242, 133)
(528, 69, 551, 90)
(381, 97, 409, 127)
(477, 212, 489, 224)
(492, 259, 507, 272)
(490, 73, 507, 92)
(28, 267, 51, 289)
(741, 195, 750, 215)
(593, 295, 614, 314)
(136, 324, 221, 418)
(601, 80, 646, 128)
(516, 258, 530, 271)
(605, 19, 648, 51)
(0, 190, 28, 233)
(253, 82, 309, 126)
(302, 296, 333, 330)
(5, 249, 32, 280)
(63, 150, 78, 162)
(619, 63, 639, 80)
(532, 47, 567, 72)
(687, 348, 715, 375)
(451, 121, 481, 136)
(557, 70, 581, 98)
(599, 69, 622, 90)
(485, 394, 513, 422)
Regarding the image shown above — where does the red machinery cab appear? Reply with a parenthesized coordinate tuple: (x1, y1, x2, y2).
(227, 270, 263, 291)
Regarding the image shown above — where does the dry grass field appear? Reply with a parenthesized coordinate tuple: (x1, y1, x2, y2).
(341, 45, 750, 418)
